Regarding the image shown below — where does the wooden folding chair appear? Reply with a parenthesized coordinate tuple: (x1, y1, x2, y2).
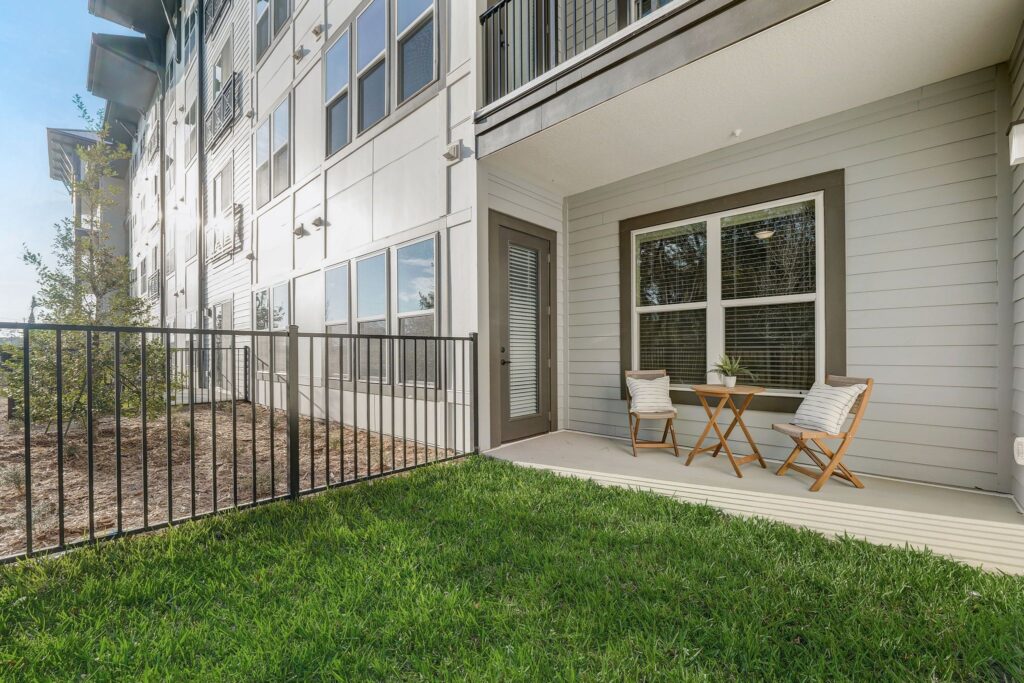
(625, 370, 680, 458)
(774, 375, 873, 492)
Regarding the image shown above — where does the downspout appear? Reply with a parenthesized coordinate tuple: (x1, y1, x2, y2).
(197, 1, 208, 333)
(158, 82, 167, 327)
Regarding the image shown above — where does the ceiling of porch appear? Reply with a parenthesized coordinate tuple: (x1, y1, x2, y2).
(481, 0, 1024, 196)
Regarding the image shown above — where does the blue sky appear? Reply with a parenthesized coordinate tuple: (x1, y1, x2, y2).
(0, 4, 134, 320)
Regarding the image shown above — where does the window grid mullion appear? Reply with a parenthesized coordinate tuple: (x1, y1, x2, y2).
(706, 215, 723, 380)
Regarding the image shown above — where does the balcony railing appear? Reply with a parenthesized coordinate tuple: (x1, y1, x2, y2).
(148, 272, 160, 300)
(205, 72, 241, 150)
(204, 0, 231, 38)
(481, 0, 628, 105)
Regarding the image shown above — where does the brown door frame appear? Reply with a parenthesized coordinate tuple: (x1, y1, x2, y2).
(488, 210, 559, 446)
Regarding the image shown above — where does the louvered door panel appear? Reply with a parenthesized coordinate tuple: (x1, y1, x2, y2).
(508, 244, 540, 418)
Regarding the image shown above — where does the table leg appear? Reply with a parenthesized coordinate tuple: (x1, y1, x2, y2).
(728, 394, 766, 469)
(686, 394, 727, 466)
(707, 407, 744, 478)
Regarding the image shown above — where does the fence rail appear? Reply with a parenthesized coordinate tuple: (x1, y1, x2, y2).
(0, 322, 478, 563)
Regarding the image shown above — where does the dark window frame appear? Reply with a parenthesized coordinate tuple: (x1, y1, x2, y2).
(618, 169, 846, 412)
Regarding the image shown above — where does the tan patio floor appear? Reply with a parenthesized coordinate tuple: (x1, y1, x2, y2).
(486, 430, 1024, 574)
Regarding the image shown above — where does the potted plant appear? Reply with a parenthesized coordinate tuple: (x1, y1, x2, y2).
(709, 354, 754, 388)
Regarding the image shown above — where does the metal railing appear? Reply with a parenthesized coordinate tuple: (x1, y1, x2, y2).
(0, 322, 478, 563)
(481, 0, 630, 105)
(204, 0, 231, 38)
(205, 72, 241, 150)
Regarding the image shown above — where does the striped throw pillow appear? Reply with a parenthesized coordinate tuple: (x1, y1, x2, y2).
(791, 382, 867, 435)
(626, 376, 675, 414)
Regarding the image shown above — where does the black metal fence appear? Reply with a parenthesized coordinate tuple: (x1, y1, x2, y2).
(0, 322, 478, 563)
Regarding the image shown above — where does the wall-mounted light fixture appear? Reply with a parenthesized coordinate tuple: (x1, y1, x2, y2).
(312, 24, 324, 39)
(245, 252, 255, 261)
(1010, 118, 1024, 166)
(310, 216, 325, 228)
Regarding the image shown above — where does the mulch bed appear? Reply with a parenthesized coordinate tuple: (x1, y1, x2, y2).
(0, 401, 460, 557)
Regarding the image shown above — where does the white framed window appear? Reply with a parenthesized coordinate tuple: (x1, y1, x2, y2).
(213, 37, 233, 98)
(256, 0, 292, 62)
(271, 98, 290, 197)
(255, 118, 271, 207)
(209, 159, 235, 256)
(631, 192, 823, 395)
(325, 261, 351, 379)
(354, 250, 388, 380)
(325, 31, 351, 156)
(186, 97, 199, 161)
(255, 283, 290, 375)
(356, 0, 387, 133)
(395, 0, 435, 104)
(394, 234, 436, 385)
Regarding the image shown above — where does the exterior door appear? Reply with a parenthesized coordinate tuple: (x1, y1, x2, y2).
(497, 225, 552, 442)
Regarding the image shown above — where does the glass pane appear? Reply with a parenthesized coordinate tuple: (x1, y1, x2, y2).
(358, 60, 387, 131)
(256, 163, 270, 207)
(273, 0, 291, 34)
(327, 94, 349, 155)
(507, 244, 539, 418)
(721, 199, 816, 300)
(325, 263, 349, 322)
(254, 290, 269, 330)
(638, 309, 706, 385)
(325, 33, 350, 101)
(271, 283, 289, 330)
(272, 146, 289, 196)
(273, 336, 288, 375)
(635, 221, 706, 307)
(725, 302, 815, 392)
(255, 120, 270, 165)
(357, 253, 386, 317)
(397, 238, 434, 313)
(399, 315, 435, 384)
(397, 0, 431, 33)
(273, 100, 289, 150)
(399, 18, 433, 102)
(327, 323, 350, 379)
(357, 320, 387, 380)
(357, 0, 385, 71)
(256, 3, 270, 58)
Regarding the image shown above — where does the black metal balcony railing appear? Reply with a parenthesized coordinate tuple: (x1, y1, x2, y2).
(148, 272, 160, 300)
(0, 322, 479, 563)
(205, 72, 241, 150)
(204, 0, 231, 38)
(481, 0, 629, 105)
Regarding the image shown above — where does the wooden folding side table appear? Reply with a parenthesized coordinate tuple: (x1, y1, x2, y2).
(686, 384, 767, 477)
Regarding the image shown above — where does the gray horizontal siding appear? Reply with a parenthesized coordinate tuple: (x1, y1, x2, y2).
(566, 66, 1007, 491)
(1011, 19, 1024, 505)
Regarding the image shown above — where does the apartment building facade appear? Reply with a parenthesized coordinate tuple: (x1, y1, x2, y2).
(72, 0, 1024, 507)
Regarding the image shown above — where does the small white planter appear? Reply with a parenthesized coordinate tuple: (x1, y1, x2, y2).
(723, 375, 737, 388)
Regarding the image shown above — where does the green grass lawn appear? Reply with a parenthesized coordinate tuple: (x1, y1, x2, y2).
(1, 456, 1022, 681)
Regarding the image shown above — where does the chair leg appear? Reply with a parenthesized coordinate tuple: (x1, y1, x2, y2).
(809, 438, 860, 492)
(629, 414, 639, 457)
(668, 419, 679, 457)
(661, 420, 670, 444)
(775, 439, 804, 475)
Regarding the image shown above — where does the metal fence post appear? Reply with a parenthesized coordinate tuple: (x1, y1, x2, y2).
(287, 325, 300, 499)
(470, 332, 479, 454)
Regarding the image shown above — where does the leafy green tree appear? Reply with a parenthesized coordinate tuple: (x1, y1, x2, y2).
(0, 98, 168, 432)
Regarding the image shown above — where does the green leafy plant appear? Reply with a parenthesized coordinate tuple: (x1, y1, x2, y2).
(708, 354, 755, 379)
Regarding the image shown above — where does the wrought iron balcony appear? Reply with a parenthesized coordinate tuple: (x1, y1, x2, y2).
(205, 72, 241, 150)
(148, 271, 160, 300)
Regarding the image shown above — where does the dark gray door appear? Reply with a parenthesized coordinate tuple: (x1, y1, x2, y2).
(497, 225, 551, 442)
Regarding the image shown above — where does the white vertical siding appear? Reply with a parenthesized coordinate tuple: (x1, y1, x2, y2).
(566, 66, 1007, 491)
(1010, 22, 1024, 504)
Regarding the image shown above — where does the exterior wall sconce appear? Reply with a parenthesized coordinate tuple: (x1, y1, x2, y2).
(245, 252, 255, 261)
(312, 24, 324, 39)
(310, 216, 325, 228)
(293, 224, 306, 237)
(443, 140, 462, 162)
(1010, 119, 1024, 166)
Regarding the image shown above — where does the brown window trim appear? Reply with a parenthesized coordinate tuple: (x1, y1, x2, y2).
(618, 169, 846, 413)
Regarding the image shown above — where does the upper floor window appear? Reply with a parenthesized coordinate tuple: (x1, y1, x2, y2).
(183, 8, 198, 64)
(213, 38, 233, 98)
(356, 0, 387, 132)
(256, 0, 292, 62)
(255, 119, 271, 207)
(272, 98, 290, 197)
(631, 193, 822, 395)
(325, 31, 350, 156)
(396, 0, 434, 103)
(255, 98, 289, 207)
(186, 97, 199, 162)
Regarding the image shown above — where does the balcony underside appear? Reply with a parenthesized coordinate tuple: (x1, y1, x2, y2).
(478, 0, 1024, 196)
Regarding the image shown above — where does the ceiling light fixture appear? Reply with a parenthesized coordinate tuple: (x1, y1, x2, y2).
(754, 229, 775, 240)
